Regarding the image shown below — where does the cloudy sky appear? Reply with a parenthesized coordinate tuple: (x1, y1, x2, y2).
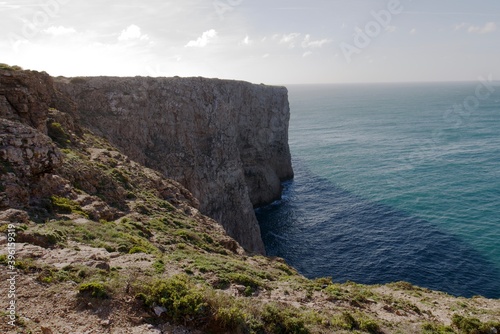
(1, 0, 500, 84)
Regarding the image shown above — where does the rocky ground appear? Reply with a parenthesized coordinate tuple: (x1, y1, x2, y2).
(1, 65, 499, 334)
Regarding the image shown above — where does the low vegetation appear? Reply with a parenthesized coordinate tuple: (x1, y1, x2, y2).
(0, 63, 23, 71)
(1, 107, 499, 333)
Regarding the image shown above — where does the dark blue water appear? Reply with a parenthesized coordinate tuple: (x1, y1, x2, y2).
(257, 82, 500, 298)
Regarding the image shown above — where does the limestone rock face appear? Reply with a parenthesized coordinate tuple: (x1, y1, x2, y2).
(0, 70, 75, 133)
(0, 70, 293, 254)
(56, 77, 293, 253)
(0, 118, 63, 209)
(0, 70, 72, 212)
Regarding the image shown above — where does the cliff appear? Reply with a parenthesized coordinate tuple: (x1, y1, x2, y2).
(1, 67, 500, 334)
(54, 76, 293, 254)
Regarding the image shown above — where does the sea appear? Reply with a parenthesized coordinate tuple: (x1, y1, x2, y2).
(256, 82, 500, 299)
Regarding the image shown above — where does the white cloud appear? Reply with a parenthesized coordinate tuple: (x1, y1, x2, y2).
(185, 29, 217, 47)
(303, 51, 313, 58)
(118, 24, 149, 41)
(241, 35, 252, 45)
(277, 33, 330, 49)
(301, 34, 330, 48)
(454, 22, 467, 31)
(279, 33, 301, 48)
(262, 53, 270, 58)
(43, 26, 76, 36)
(410, 28, 417, 35)
(468, 22, 497, 34)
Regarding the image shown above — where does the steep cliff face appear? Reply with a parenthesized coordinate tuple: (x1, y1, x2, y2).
(51, 76, 293, 254)
(0, 70, 67, 211)
(0, 70, 77, 133)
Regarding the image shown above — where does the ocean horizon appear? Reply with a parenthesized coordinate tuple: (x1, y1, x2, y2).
(257, 82, 500, 298)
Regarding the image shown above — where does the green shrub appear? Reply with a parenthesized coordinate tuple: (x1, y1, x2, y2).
(0, 63, 23, 71)
(50, 196, 88, 218)
(215, 306, 247, 331)
(78, 282, 108, 299)
(275, 262, 296, 275)
(225, 273, 261, 289)
(152, 259, 165, 274)
(17, 228, 67, 248)
(176, 229, 202, 244)
(261, 303, 310, 334)
(359, 318, 382, 334)
(129, 246, 149, 254)
(212, 277, 231, 290)
(422, 322, 456, 333)
(452, 314, 500, 334)
(314, 277, 333, 287)
(138, 274, 208, 324)
(36, 267, 73, 284)
(324, 284, 347, 300)
(109, 168, 130, 187)
(243, 286, 253, 297)
(47, 122, 70, 147)
(331, 311, 358, 330)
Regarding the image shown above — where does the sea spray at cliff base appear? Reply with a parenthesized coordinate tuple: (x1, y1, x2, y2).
(257, 82, 500, 298)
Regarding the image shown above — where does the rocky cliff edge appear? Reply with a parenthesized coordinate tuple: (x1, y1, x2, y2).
(55, 76, 293, 254)
(1, 69, 294, 253)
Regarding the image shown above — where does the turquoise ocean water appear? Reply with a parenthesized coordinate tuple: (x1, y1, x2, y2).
(256, 82, 500, 298)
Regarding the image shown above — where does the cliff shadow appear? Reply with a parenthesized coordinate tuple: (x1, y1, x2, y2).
(256, 159, 500, 298)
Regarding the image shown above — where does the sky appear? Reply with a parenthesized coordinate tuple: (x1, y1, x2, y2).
(1, 0, 500, 84)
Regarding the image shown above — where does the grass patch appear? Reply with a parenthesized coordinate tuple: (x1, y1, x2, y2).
(422, 322, 456, 334)
(261, 303, 310, 334)
(324, 282, 376, 305)
(331, 311, 358, 330)
(225, 273, 261, 289)
(17, 228, 67, 248)
(137, 274, 208, 325)
(109, 168, 131, 188)
(50, 196, 88, 218)
(78, 282, 108, 299)
(0, 255, 41, 272)
(452, 314, 500, 334)
(330, 311, 382, 333)
(0, 63, 23, 71)
(152, 259, 165, 274)
(26, 219, 158, 254)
